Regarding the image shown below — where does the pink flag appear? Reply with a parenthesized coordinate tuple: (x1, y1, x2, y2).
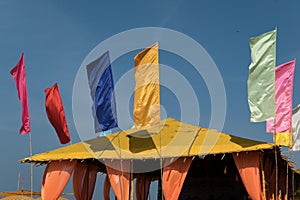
(266, 60, 296, 133)
(10, 53, 30, 134)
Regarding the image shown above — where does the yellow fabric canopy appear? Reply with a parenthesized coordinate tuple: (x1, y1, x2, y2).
(21, 118, 274, 163)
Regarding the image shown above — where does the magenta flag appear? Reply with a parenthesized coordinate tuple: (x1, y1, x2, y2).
(266, 60, 296, 133)
(10, 53, 30, 134)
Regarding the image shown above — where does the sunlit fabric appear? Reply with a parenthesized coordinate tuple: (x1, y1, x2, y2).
(233, 152, 264, 200)
(248, 29, 276, 122)
(87, 51, 118, 133)
(105, 160, 130, 200)
(134, 43, 160, 128)
(45, 83, 70, 144)
(292, 105, 300, 151)
(274, 132, 292, 147)
(73, 163, 97, 200)
(162, 157, 192, 200)
(22, 118, 274, 162)
(10, 52, 30, 134)
(41, 160, 76, 200)
(266, 60, 295, 146)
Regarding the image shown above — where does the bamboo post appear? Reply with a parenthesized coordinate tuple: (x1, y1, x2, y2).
(17, 172, 20, 190)
(117, 134, 124, 200)
(130, 160, 134, 200)
(29, 132, 33, 198)
(273, 119, 278, 200)
(274, 138, 278, 200)
(260, 153, 267, 200)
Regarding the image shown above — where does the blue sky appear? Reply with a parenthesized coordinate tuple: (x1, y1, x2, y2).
(1, 0, 300, 199)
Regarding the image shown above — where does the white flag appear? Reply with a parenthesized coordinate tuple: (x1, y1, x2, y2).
(292, 105, 300, 151)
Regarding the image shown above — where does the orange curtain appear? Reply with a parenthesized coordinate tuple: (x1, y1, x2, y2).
(73, 163, 98, 200)
(162, 157, 193, 200)
(105, 160, 130, 200)
(104, 175, 111, 200)
(233, 152, 264, 200)
(41, 160, 76, 200)
(136, 174, 152, 200)
(264, 157, 276, 200)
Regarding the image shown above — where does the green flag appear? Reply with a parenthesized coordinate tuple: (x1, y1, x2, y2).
(248, 29, 276, 122)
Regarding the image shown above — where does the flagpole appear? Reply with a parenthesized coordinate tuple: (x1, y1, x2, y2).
(273, 116, 278, 200)
(274, 133, 278, 200)
(29, 132, 33, 198)
(17, 171, 20, 190)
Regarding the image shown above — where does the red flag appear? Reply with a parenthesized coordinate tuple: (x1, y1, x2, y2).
(45, 83, 70, 144)
(10, 53, 30, 134)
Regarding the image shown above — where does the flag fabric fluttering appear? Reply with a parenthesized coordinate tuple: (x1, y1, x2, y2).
(292, 105, 300, 151)
(45, 83, 70, 144)
(87, 51, 118, 133)
(134, 42, 160, 128)
(247, 29, 277, 122)
(266, 60, 295, 136)
(10, 52, 31, 134)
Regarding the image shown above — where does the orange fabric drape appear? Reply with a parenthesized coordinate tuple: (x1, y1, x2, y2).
(136, 174, 152, 200)
(105, 160, 130, 200)
(73, 163, 98, 200)
(264, 157, 276, 200)
(162, 157, 193, 200)
(41, 160, 76, 200)
(233, 152, 264, 200)
(104, 175, 111, 200)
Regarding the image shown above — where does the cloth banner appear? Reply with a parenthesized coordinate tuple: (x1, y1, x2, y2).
(105, 160, 130, 200)
(104, 175, 111, 200)
(45, 83, 71, 144)
(73, 163, 98, 200)
(136, 173, 152, 200)
(162, 157, 193, 200)
(41, 160, 76, 200)
(10, 52, 30, 134)
(248, 29, 276, 122)
(233, 152, 264, 200)
(263, 157, 276, 200)
(266, 60, 295, 146)
(134, 43, 160, 128)
(87, 51, 118, 132)
(278, 167, 287, 200)
(292, 105, 300, 151)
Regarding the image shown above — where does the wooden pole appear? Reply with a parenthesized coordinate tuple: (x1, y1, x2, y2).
(292, 170, 295, 200)
(260, 153, 267, 200)
(160, 125, 163, 200)
(117, 134, 124, 200)
(273, 118, 278, 200)
(130, 160, 134, 200)
(17, 172, 20, 190)
(29, 132, 33, 198)
(274, 137, 278, 200)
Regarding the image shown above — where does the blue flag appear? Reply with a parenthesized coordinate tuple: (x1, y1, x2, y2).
(87, 51, 118, 133)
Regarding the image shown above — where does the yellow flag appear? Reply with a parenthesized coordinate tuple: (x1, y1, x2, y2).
(134, 42, 160, 128)
(275, 132, 292, 147)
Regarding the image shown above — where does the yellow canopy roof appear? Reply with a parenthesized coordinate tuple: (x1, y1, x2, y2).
(21, 118, 274, 163)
